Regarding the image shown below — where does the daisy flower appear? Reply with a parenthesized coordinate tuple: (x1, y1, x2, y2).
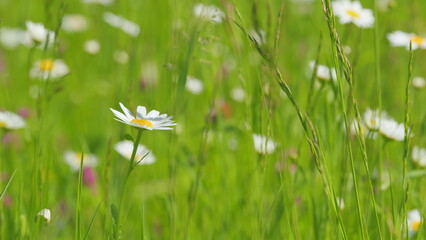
(61, 14, 88, 33)
(114, 140, 156, 165)
(25, 21, 55, 46)
(412, 146, 426, 167)
(231, 87, 245, 102)
(30, 59, 69, 80)
(37, 208, 51, 223)
(359, 108, 408, 141)
(332, 1, 374, 28)
(309, 60, 337, 82)
(103, 12, 140, 37)
(387, 31, 426, 50)
(110, 102, 176, 130)
(413, 77, 426, 89)
(349, 119, 374, 138)
(253, 134, 276, 155)
(0, 28, 32, 49)
(186, 76, 204, 95)
(378, 117, 406, 141)
(193, 3, 225, 23)
(0, 111, 26, 130)
(113, 50, 129, 64)
(407, 209, 422, 237)
(82, 0, 113, 5)
(84, 40, 101, 54)
(363, 108, 385, 131)
(63, 150, 98, 172)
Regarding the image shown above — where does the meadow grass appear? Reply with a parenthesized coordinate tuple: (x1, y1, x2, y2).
(0, 0, 426, 239)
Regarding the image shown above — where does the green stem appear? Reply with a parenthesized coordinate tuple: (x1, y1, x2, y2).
(114, 128, 143, 239)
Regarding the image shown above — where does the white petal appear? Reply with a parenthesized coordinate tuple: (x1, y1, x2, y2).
(119, 102, 134, 119)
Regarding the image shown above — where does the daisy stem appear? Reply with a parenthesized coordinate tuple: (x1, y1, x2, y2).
(114, 128, 143, 240)
(401, 43, 414, 238)
(127, 129, 144, 175)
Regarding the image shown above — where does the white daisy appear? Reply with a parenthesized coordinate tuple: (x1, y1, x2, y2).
(25, 21, 55, 46)
(141, 61, 159, 85)
(387, 31, 426, 50)
(63, 150, 98, 172)
(412, 146, 426, 167)
(30, 59, 69, 80)
(114, 140, 156, 165)
(103, 12, 140, 37)
(407, 209, 422, 237)
(84, 40, 100, 54)
(193, 3, 225, 23)
(343, 45, 352, 54)
(309, 60, 337, 82)
(0, 28, 32, 49)
(378, 116, 406, 141)
(110, 102, 176, 130)
(413, 77, 426, 89)
(82, 0, 113, 5)
(185, 76, 204, 95)
(231, 87, 245, 102)
(349, 119, 375, 138)
(61, 14, 88, 33)
(363, 108, 385, 131)
(377, 0, 394, 12)
(37, 208, 51, 223)
(253, 134, 276, 155)
(0, 111, 26, 130)
(332, 1, 374, 28)
(361, 108, 408, 141)
(113, 50, 129, 64)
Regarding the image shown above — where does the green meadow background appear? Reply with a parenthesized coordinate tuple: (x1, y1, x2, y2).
(1, 0, 426, 239)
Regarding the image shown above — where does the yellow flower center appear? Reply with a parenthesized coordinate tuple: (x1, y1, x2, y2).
(74, 153, 87, 164)
(131, 119, 153, 127)
(412, 221, 421, 232)
(370, 119, 377, 126)
(0, 121, 5, 128)
(39, 59, 54, 71)
(346, 9, 360, 18)
(411, 36, 424, 45)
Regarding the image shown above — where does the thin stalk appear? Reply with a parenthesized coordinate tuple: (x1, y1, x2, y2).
(114, 128, 143, 240)
(75, 154, 84, 240)
(401, 43, 414, 238)
(320, 0, 384, 238)
(234, 23, 348, 240)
